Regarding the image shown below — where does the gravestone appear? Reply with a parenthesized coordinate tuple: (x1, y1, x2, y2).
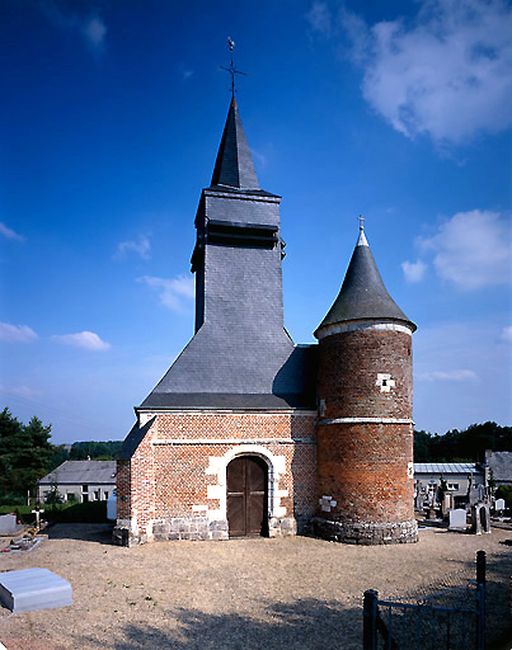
(495, 498, 505, 512)
(472, 503, 491, 535)
(448, 508, 467, 531)
(0, 568, 72, 613)
(442, 493, 454, 517)
(0, 514, 18, 536)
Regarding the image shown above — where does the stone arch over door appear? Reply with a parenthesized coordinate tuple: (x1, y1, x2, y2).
(227, 455, 268, 537)
(205, 444, 291, 538)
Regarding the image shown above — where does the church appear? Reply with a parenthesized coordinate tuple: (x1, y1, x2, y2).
(114, 93, 418, 547)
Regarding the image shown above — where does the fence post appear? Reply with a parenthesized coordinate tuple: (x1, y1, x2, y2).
(476, 550, 486, 650)
(363, 589, 378, 650)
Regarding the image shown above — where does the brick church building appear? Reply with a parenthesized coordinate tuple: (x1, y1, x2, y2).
(114, 95, 418, 547)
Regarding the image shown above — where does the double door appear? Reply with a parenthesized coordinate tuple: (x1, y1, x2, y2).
(227, 456, 268, 537)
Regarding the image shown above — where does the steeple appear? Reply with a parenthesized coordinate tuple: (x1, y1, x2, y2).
(315, 222, 415, 337)
(211, 97, 260, 190)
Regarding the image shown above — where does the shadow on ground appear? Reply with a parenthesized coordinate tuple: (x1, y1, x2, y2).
(47, 522, 114, 545)
(84, 598, 360, 650)
(81, 549, 512, 650)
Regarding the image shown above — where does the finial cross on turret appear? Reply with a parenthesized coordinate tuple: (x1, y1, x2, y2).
(358, 214, 365, 231)
(221, 37, 247, 98)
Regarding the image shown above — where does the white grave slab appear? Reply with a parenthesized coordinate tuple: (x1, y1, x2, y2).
(0, 514, 17, 536)
(0, 568, 72, 613)
(449, 508, 467, 531)
(495, 498, 505, 511)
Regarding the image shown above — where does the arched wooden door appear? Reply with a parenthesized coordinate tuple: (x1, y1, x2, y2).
(227, 456, 268, 537)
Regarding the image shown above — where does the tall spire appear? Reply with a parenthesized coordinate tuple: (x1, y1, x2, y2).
(315, 220, 415, 336)
(210, 97, 260, 190)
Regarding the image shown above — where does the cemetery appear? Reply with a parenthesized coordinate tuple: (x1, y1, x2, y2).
(0, 521, 511, 648)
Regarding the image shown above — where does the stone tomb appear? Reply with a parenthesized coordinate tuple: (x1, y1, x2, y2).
(0, 514, 18, 536)
(0, 568, 72, 613)
(448, 508, 467, 531)
(494, 498, 505, 512)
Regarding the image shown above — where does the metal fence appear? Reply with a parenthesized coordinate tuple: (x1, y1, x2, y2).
(363, 550, 486, 650)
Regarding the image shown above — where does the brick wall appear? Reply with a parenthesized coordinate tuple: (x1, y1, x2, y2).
(116, 410, 317, 543)
(316, 421, 414, 523)
(315, 326, 417, 544)
(318, 329, 412, 420)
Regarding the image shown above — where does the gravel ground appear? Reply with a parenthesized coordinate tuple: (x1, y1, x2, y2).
(0, 523, 511, 649)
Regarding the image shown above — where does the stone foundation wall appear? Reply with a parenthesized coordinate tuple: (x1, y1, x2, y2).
(312, 517, 418, 545)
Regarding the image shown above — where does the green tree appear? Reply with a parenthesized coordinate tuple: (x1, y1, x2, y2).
(413, 430, 433, 461)
(414, 422, 511, 462)
(69, 440, 122, 460)
(0, 408, 54, 502)
(0, 408, 24, 500)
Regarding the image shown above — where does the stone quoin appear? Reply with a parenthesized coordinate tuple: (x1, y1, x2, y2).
(114, 95, 417, 546)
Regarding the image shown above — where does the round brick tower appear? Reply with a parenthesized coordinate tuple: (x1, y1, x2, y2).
(313, 222, 418, 545)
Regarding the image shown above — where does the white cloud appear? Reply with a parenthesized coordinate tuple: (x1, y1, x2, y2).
(418, 369, 478, 382)
(0, 222, 24, 242)
(52, 331, 111, 351)
(502, 325, 512, 342)
(306, 1, 332, 35)
(0, 384, 42, 399)
(81, 17, 107, 51)
(138, 274, 194, 312)
(413, 320, 511, 431)
(38, 3, 107, 54)
(312, 0, 512, 145)
(115, 236, 151, 260)
(419, 209, 511, 290)
(401, 259, 427, 283)
(0, 322, 38, 343)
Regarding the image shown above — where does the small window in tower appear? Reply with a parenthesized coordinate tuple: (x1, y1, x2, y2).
(376, 373, 395, 392)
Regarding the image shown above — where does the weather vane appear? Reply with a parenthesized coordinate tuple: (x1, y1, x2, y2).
(221, 37, 247, 98)
(358, 214, 365, 230)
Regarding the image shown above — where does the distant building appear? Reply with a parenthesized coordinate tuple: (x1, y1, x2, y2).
(485, 450, 512, 488)
(414, 462, 485, 509)
(37, 460, 116, 504)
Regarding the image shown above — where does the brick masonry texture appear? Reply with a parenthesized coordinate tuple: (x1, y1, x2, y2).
(315, 327, 417, 545)
(316, 422, 414, 523)
(114, 411, 317, 545)
(317, 329, 412, 420)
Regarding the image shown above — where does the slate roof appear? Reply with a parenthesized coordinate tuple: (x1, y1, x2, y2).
(315, 227, 415, 335)
(38, 461, 117, 485)
(119, 418, 155, 460)
(414, 463, 481, 474)
(485, 451, 512, 482)
(211, 97, 260, 190)
(140, 341, 318, 410)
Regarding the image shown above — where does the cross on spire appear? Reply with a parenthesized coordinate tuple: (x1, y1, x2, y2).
(358, 214, 365, 231)
(221, 37, 247, 98)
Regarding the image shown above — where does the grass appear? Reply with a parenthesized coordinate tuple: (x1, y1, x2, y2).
(0, 501, 108, 524)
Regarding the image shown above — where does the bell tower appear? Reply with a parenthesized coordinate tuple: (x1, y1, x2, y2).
(313, 222, 418, 544)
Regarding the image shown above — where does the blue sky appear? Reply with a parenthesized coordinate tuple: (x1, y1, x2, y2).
(1, 0, 511, 444)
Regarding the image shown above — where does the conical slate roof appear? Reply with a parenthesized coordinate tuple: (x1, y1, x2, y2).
(315, 226, 416, 336)
(211, 97, 260, 190)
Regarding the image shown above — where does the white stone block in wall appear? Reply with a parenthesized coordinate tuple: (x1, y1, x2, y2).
(207, 485, 224, 500)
